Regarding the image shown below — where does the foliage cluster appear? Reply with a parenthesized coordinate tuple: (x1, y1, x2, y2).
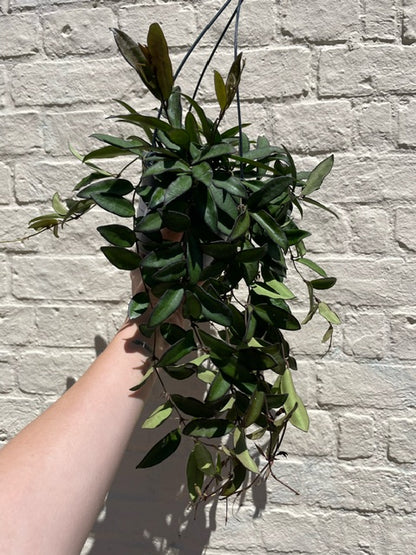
(27, 23, 339, 504)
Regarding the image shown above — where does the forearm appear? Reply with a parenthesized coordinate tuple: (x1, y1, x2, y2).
(0, 320, 154, 555)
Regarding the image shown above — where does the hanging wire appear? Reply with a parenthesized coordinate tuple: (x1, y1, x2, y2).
(233, 0, 245, 175)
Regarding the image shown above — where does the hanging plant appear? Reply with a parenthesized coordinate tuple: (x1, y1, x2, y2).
(22, 14, 339, 505)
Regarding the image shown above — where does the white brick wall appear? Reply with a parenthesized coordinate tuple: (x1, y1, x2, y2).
(0, 1, 415, 553)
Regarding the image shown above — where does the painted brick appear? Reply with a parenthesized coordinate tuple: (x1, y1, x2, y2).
(261, 509, 321, 552)
(18, 349, 94, 394)
(350, 206, 391, 254)
(343, 311, 387, 359)
(319, 46, 416, 97)
(43, 110, 107, 156)
(364, 0, 397, 40)
(11, 255, 130, 301)
(403, 0, 416, 43)
(0, 354, 15, 393)
(377, 515, 416, 555)
(220, 0, 276, 47)
(390, 313, 416, 360)
(388, 417, 416, 463)
(284, 409, 336, 457)
(0, 396, 40, 439)
(338, 414, 375, 459)
(272, 100, 352, 153)
(35, 306, 108, 347)
(0, 13, 41, 58)
(398, 98, 416, 147)
(243, 47, 311, 99)
(119, 4, 197, 49)
(0, 254, 7, 297)
(299, 203, 350, 253)
(11, 59, 139, 106)
(0, 305, 36, 346)
(0, 113, 42, 155)
(14, 160, 85, 203)
(356, 101, 393, 146)
(281, 0, 360, 42)
(43, 8, 116, 57)
(0, 162, 11, 204)
(0, 67, 6, 106)
(317, 361, 416, 409)
(395, 205, 416, 251)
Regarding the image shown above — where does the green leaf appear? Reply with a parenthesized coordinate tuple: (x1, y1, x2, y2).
(322, 325, 334, 343)
(197, 144, 234, 163)
(101, 246, 141, 270)
(229, 210, 250, 241)
(77, 178, 134, 199)
(251, 210, 288, 250)
(221, 461, 246, 497)
(201, 241, 237, 260)
(302, 197, 339, 218)
(233, 428, 259, 473)
(91, 133, 147, 150)
(142, 402, 173, 429)
(192, 162, 213, 186)
(128, 292, 150, 319)
(280, 369, 309, 432)
(164, 174, 192, 204)
(206, 372, 231, 402)
(171, 394, 219, 418)
(91, 193, 135, 217)
(183, 418, 234, 438)
(97, 224, 136, 247)
(130, 366, 154, 391)
(148, 288, 184, 328)
(147, 22, 174, 101)
(296, 257, 328, 277)
(318, 302, 341, 325)
(136, 428, 181, 468)
(136, 211, 163, 233)
(193, 285, 233, 326)
(310, 277, 337, 290)
(214, 70, 227, 112)
(163, 363, 196, 380)
(83, 145, 138, 161)
(144, 159, 189, 176)
(225, 53, 244, 111)
(235, 244, 268, 262)
(252, 280, 295, 300)
(186, 234, 203, 285)
(244, 389, 265, 427)
(167, 87, 182, 128)
(162, 210, 191, 232)
(302, 154, 334, 196)
(253, 304, 301, 330)
(51, 193, 68, 216)
(158, 330, 196, 367)
(187, 449, 204, 502)
(247, 176, 291, 210)
(198, 329, 235, 359)
(194, 442, 216, 476)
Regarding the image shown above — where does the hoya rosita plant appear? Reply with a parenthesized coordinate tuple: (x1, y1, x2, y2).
(26, 23, 339, 504)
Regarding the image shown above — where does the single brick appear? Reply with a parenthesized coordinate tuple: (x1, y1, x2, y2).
(272, 100, 352, 153)
(0, 113, 42, 155)
(14, 160, 85, 203)
(261, 509, 321, 552)
(356, 101, 393, 146)
(390, 313, 416, 360)
(317, 361, 416, 409)
(0, 162, 11, 205)
(350, 206, 391, 254)
(281, 0, 360, 42)
(338, 414, 375, 459)
(364, 0, 397, 40)
(395, 205, 416, 251)
(221, 0, 275, 47)
(388, 417, 416, 463)
(343, 311, 387, 359)
(43, 8, 116, 57)
(0, 354, 15, 393)
(284, 409, 336, 457)
(403, 0, 416, 43)
(35, 306, 107, 348)
(119, 4, 197, 49)
(0, 396, 40, 439)
(0, 305, 36, 346)
(11, 255, 130, 302)
(243, 47, 311, 99)
(11, 59, 139, 106)
(18, 349, 94, 395)
(398, 98, 416, 147)
(0, 13, 41, 58)
(377, 515, 416, 554)
(319, 46, 416, 97)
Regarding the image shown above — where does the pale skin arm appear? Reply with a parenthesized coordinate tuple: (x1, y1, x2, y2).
(0, 317, 161, 555)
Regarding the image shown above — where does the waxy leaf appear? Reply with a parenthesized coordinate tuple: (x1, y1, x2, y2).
(251, 210, 288, 250)
(194, 442, 216, 476)
(206, 372, 231, 402)
(244, 389, 265, 427)
(187, 450, 204, 501)
(310, 277, 337, 290)
(97, 224, 136, 247)
(234, 428, 259, 473)
(128, 292, 150, 319)
(214, 70, 227, 112)
(183, 418, 234, 438)
(92, 193, 135, 218)
(302, 154, 334, 196)
(148, 288, 184, 328)
(136, 428, 181, 468)
(280, 369, 309, 432)
(147, 22, 174, 101)
(142, 402, 173, 429)
(164, 174, 192, 204)
(318, 302, 341, 325)
(101, 246, 141, 270)
(77, 178, 133, 199)
(158, 330, 196, 367)
(296, 257, 328, 277)
(130, 366, 154, 392)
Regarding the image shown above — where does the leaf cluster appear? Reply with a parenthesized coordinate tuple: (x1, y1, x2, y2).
(25, 24, 340, 505)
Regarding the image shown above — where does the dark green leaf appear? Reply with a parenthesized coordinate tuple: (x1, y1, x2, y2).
(164, 363, 196, 380)
(171, 394, 220, 418)
(136, 428, 181, 468)
(235, 244, 268, 262)
(198, 329, 235, 359)
(136, 211, 163, 232)
(128, 292, 150, 319)
(164, 174, 192, 204)
(97, 224, 136, 247)
(244, 389, 265, 427)
(251, 210, 288, 250)
(310, 277, 337, 290)
(147, 22, 174, 101)
(91, 193, 135, 217)
(77, 178, 133, 199)
(158, 330, 196, 366)
(253, 304, 301, 330)
(201, 241, 237, 260)
(194, 442, 216, 476)
(192, 162, 213, 186)
(296, 257, 328, 277)
(229, 210, 250, 241)
(206, 371, 231, 402)
(214, 70, 227, 111)
(193, 285, 233, 326)
(234, 427, 259, 473)
(148, 288, 184, 328)
(101, 246, 141, 270)
(221, 462, 246, 497)
(187, 449, 204, 502)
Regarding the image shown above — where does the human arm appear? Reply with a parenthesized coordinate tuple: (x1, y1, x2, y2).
(0, 318, 158, 555)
